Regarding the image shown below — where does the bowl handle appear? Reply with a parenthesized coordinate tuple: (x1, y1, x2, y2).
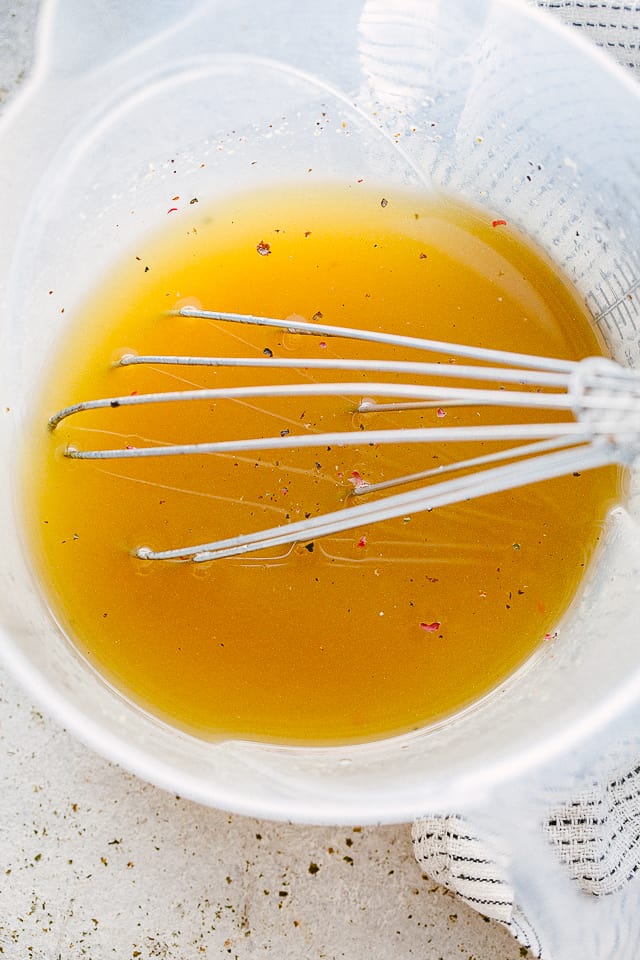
(34, 0, 208, 80)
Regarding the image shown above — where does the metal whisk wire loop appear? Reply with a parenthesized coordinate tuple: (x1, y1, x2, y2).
(48, 309, 640, 561)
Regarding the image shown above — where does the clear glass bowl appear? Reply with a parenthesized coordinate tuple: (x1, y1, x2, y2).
(2, 4, 640, 953)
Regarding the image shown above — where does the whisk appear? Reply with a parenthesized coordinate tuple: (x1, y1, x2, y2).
(48, 307, 640, 562)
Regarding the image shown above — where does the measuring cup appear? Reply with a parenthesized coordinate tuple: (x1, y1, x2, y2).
(1, 1, 640, 955)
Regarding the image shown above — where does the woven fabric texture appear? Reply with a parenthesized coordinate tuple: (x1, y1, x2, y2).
(413, 763, 640, 956)
(536, 1, 640, 71)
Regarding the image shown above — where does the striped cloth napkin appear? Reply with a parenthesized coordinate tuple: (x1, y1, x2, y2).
(413, 762, 640, 956)
(412, 5, 640, 956)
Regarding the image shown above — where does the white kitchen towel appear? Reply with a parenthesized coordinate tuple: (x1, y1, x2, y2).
(412, 814, 545, 957)
(413, 762, 640, 956)
(536, 1, 640, 72)
(412, 5, 640, 958)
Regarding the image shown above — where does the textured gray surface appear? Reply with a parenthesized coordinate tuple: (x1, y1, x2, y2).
(0, 0, 37, 103)
(1, 673, 529, 960)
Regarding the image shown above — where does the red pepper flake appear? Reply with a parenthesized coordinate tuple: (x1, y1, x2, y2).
(256, 240, 271, 256)
(436, 407, 446, 418)
(356, 178, 364, 183)
(491, 218, 507, 228)
(356, 535, 367, 548)
(544, 631, 558, 641)
(130, 390, 138, 396)
(167, 207, 178, 214)
(419, 252, 427, 260)
(319, 341, 327, 349)
(420, 621, 441, 633)
(281, 487, 288, 496)
(171, 195, 180, 201)
(304, 231, 312, 237)
(349, 470, 368, 492)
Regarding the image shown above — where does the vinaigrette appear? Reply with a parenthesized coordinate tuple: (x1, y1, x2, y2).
(23, 184, 620, 744)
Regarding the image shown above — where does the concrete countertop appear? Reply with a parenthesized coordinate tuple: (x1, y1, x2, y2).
(1, 668, 526, 959)
(6, 1, 631, 957)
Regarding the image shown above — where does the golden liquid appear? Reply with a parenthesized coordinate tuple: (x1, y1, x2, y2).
(23, 184, 620, 744)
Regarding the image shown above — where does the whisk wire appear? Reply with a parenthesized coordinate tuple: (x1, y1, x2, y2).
(178, 307, 578, 372)
(48, 308, 640, 561)
(137, 439, 618, 562)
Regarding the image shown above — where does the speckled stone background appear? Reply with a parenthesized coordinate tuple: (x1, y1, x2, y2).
(2, 2, 629, 958)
